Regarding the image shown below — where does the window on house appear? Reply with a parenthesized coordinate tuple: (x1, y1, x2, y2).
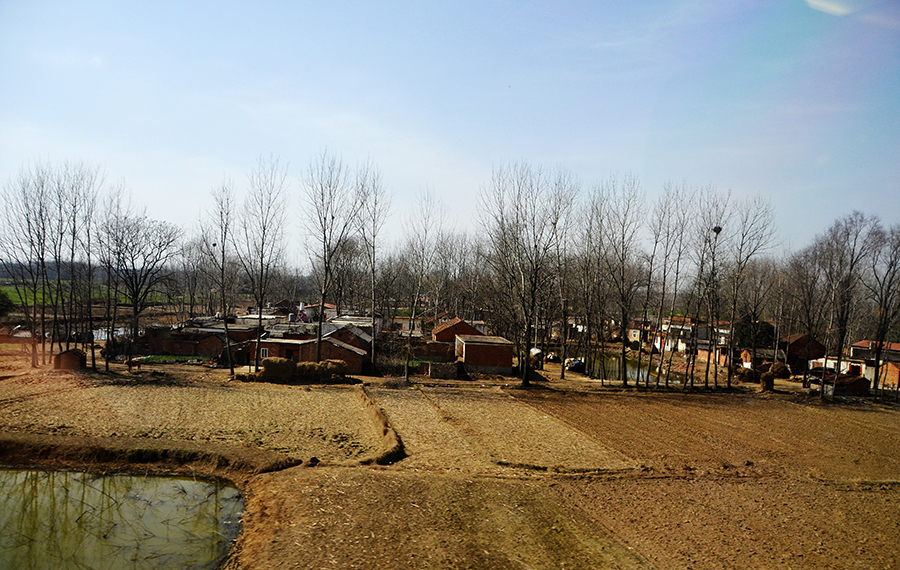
(260, 348, 268, 359)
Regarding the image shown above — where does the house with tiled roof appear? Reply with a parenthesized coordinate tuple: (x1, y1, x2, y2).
(432, 317, 482, 342)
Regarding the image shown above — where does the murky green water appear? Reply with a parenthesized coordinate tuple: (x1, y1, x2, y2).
(589, 355, 649, 382)
(0, 469, 243, 570)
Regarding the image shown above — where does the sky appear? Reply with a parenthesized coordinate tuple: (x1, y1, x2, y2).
(1, 0, 898, 265)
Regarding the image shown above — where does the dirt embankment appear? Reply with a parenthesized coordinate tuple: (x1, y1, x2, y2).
(2, 344, 900, 569)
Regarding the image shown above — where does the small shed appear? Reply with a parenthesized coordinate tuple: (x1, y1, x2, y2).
(455, 335, 514, 375)
(827, 374, 870, 397)
(53, 349, 87, 370)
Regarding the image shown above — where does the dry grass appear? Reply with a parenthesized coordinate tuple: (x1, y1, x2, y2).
(0, 351, 382, 465)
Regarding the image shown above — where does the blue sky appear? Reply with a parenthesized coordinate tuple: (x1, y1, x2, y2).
(1, 0, 898, 260)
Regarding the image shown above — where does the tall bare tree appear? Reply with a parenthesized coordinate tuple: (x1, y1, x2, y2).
(112, 207, 182, 347)
(401, 190, 443, 382)
(786, 245, 828, 387)
(690, 185, 730, 389)
(355, 161, 391, 372)
(596, 173, 645, 387)
(480, 163, 575, 386)
(235, 156, 288, 371)
(862, 222, 900, 395)
(654, 182, 692, 387)
(816, 212, 879, 396)
(0, 163, 51, 366)
(723, 194, 776, 387)
(301, 151, 363, 362)
(200, 180, 240, 376)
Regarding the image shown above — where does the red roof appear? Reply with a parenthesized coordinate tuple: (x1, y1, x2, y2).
(851, 340, 900, 352)
(432, 317, 465, 336)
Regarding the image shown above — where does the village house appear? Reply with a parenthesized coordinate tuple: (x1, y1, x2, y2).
(694, 322, 731, 366)
(432, 317, 482, 342)
(809, 340, 900, 390)
(626, 319, 654, 345)
(779, 334, 826, 375)
(237, 336, 367, 375)
(652, 317, 695, 354)
(455, 334, 514, 375)
(144, 322, 258, 358)
(740, 348, 787, 371)
(848, 340, 900, 363)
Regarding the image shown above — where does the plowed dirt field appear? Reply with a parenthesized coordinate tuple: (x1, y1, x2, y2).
(2, 345, 899, 569)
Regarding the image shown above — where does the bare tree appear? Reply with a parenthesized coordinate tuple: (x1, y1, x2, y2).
(112, 208, 182, 347)
(0, 163, 52, 366)
(66, 163, 103, 368)
(816, 212, 879, 396)
(595, 173, 645, 387)
(689, 185, 730, 389)
(652, 182, 693, 387)
(199, 180, 240, 376)
(550, 171, 579, 380)
(356, 162, 391, 372)
(301, 150, 363, 362)
(862, 222, 900, 395)
(787, 245, 828, 387)
(97, 184, 128, 370)
(723, 194, 776, 387)
(401, 190, 443, 382)
(637, 188, 667, 387)
(235, 156, 288, 371)
(736, 257, 779, 366)
(480, 163, 575, 386)
(573, 197, 612, 383)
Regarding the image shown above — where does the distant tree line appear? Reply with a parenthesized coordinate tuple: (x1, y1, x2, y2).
(2, 158, 897, 396)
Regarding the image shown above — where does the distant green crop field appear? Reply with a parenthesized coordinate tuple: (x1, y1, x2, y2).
(0, 285, 39, 305)
(0, 282, 167, 307)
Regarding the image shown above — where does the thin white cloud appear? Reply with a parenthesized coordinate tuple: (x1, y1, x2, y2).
(805, 0, 876, 16)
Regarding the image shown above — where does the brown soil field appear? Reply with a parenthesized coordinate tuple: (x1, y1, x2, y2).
(2, 344, 900, 569)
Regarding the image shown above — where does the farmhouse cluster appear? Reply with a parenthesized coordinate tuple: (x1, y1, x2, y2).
(129, 305, 514, 378)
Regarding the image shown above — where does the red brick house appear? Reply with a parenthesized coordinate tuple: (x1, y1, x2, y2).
(241, 337, 367, 375)
(455, 335, 514, 375)
(878, 361, 900, 390)
(146, 328, 225, 358)
(779, 334, 826, 374)
(432, 317, 482, 342)
(145, 325, 258, 358)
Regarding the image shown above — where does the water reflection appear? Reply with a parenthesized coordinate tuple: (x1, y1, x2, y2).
(589, 355, 683, 385)
(590, 355, 650, 383)
(0, 469, 243, 570)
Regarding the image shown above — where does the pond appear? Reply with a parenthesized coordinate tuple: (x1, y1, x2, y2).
(588, 355, 680, 384)
(0, 469, 243, 570)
